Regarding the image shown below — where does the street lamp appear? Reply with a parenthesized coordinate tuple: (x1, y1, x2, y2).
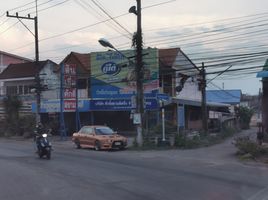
(98, 38, 130, 61)
(98, 38, 114, 49)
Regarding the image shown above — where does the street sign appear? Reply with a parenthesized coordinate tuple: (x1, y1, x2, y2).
(133, 113, 141, 124)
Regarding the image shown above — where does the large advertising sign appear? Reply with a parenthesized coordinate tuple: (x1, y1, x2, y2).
(90, 48, 159, 98)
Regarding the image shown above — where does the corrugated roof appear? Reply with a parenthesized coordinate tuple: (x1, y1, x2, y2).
(206, 90, 241, 105)
(72, 52, 91, 70)
(159, 48, 180, 68)
(159, 48, 199, 75)
(60, 52, 90, 71)
(0, 60, 48, 79)
(257, 70, 268, 78)
(0, 50, 33, 62)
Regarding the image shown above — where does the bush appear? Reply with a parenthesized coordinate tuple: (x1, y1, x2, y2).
(233, 136, 267, 157)
(19, 115, 36, 138)
(174, 134, 203, 149)
(151, 120, 177, 136)
(236, 106, 254, 129)
(218, 127, 237, 139)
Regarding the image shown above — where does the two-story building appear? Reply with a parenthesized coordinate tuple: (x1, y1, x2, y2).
(0, 60, 59, 117)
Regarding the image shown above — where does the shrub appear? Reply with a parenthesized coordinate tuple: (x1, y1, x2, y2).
(174, 134, 202, 149)
(233, 136, 266, 157)
(19, 115, 36, 138)
(151, 120, 177, 136)
(236, 106, 254, 129)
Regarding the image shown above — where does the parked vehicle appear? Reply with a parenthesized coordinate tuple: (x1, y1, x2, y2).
(35, 132, 52, 159)
(72, 125, 127, 150)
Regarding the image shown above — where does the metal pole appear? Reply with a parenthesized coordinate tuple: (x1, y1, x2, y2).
(60, 63, 66, 140)
(75, 67, 81, 131)
(136, 0, 143, 146)
(161, 101, 166, 141)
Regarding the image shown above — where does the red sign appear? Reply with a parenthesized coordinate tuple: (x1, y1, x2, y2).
(64, 64, 76, 75)
(64, 88, 76, 99)
(64, 75, 76, 88)
(64, 100, 76, 111)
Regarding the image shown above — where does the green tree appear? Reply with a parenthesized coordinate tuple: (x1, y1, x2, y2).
(3, 95, 22, 136)
(237, 106, 254, 129)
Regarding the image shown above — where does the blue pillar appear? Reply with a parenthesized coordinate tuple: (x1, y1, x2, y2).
(60, 63, 66, 140)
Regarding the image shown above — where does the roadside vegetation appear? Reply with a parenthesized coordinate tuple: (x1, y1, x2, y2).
(131, 120, 238, 150)
(236, 106, 254, 130)
(233, 135, 268, 163)
(0, 96, 35, 138)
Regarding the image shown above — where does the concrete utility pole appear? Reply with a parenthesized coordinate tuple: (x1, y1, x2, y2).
(7, 7, 40, 125)
(201, 62, 208, 133)
(135, 0, 144, 146)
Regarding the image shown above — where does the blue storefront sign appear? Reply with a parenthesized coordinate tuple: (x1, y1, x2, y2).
(32, 98, 160, 113)
(32, 99, 90, 113)
(90, 98, 158, 111)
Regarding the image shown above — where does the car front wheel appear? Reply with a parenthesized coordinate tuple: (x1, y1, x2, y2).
(74, 139, 81, 149)
(94, 141, 101, 151)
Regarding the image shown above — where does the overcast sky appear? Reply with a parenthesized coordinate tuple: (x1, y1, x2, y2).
(1, 0, 268, 95)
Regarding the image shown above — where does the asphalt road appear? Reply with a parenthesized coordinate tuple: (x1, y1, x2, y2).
(1, 129, 268, 200)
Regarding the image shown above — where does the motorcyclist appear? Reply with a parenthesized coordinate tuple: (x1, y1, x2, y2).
(35, 122, 45, 152)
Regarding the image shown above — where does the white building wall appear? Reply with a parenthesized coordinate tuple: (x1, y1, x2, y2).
(176, 78, 202, 101)
(40, 62, 60, 100)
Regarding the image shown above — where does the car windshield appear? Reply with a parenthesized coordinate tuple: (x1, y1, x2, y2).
(95, 127, 115, 135)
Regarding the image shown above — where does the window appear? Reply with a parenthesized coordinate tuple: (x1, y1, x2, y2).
(77, 79, 87, 89)
(5, 85, 34, 95)
(24, 85, 31, 94)
(18, 86, 23, 95)
(79, 127, 93, 134)
(6, 86, 17, 95)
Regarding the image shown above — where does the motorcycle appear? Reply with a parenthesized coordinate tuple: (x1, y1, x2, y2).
(35, 131, 52, 160)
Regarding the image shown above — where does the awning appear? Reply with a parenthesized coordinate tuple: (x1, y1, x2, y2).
(256, 70, 268, 78)
(172, 98, 230, 107)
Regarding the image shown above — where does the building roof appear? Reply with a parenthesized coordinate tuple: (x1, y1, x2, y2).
(159, 48, 199, 75)
(60, 51, 91, 71)
(159, 48, 180, 68)
(256, 59, 268, 78)
(0, 50, 33, 62)
(173, 98, 230, 107)
(264, 59, 268, 71)
(206, 90, 242, 105)
(0, 60, 50, 79)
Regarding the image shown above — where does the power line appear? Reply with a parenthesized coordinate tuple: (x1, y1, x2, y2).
(91, 0, 133, 37)
(73, 0, 132, 40)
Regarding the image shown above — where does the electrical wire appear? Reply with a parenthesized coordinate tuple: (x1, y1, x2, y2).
(73, 0, 132, 40)
(91, 0, 133, 37)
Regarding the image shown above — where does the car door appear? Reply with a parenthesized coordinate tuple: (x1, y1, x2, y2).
(84, 127, 95, 147)
(78, 126, 88, 146)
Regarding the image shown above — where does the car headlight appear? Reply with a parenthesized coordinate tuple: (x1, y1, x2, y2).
(104, 139, 113, 143)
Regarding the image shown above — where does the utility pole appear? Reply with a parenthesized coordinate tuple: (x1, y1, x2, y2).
(6, 4, 40, 125)
(201, 62, 208, 133)
(135, 0, 144, 146)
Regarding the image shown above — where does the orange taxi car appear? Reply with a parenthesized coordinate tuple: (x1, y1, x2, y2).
(72, 125, 127, 150)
